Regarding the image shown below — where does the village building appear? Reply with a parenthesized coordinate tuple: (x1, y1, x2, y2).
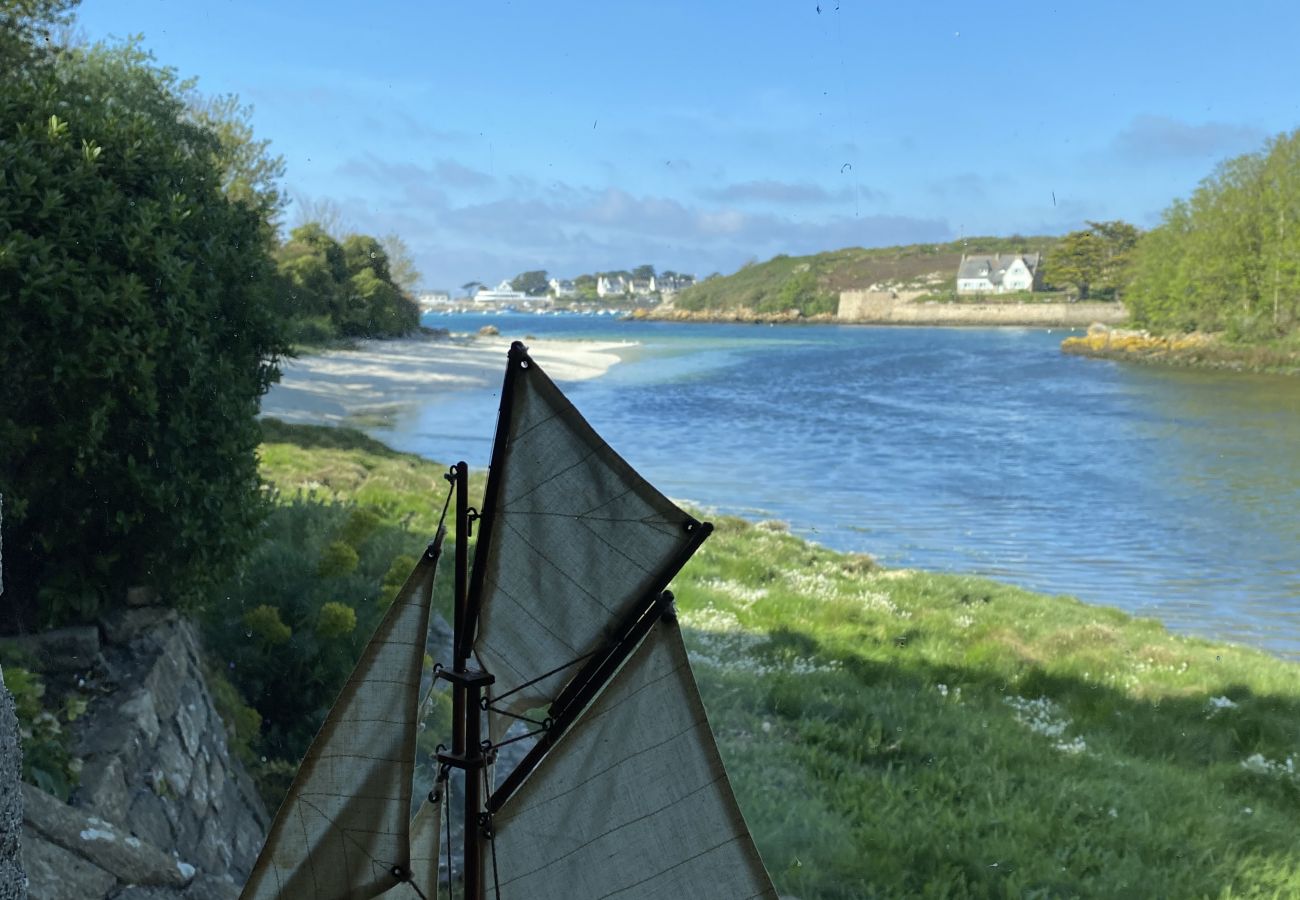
(548, 278, 578, 298)
(656, 274, 695, 296)
(597, 275, 629, 297)
(474, 280, 529, 303)
(956, 253, 1041, 295)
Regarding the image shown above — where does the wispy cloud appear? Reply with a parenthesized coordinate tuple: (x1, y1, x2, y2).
(1112, 115, 1266, 163)
(700, 179, 852, 205)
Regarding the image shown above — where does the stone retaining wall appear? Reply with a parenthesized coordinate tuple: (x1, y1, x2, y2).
(838, 291, 1128, 326)
(14, 609, 268, 900)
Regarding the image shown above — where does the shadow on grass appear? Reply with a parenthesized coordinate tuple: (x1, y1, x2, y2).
(259, 417, 408, 458)
(691, 621, 1300, 898)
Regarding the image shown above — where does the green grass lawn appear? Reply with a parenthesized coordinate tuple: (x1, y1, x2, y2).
(252, 420, 1300, 898)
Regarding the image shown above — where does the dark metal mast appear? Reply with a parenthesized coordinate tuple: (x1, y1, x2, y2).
(437, 459, 492, 900)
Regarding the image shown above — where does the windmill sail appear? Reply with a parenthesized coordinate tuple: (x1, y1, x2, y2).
(240, 531, 444, 900)
(485, 620, 775, 900)
(468, 345, 777, 898)
(470, 347, 702, 747)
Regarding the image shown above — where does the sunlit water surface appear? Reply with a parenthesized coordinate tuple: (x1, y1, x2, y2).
(337, 312, 1300, 659)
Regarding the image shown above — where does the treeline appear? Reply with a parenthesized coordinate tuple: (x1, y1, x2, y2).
(275, 225, 419, 343)
(0, 1, 419, 629)
(493, 264, 689, 299)
(1125, 130, 1300, 339)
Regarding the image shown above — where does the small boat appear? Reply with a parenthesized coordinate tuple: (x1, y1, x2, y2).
(240, 341, 776, 899)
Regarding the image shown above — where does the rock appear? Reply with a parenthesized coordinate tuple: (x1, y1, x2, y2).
(478, 324, 500, 336)
(102, 608, 177, 646)
(112, 873, 240, 900)
(22, 783, 191, 888)
(6, 626, 101, 672)
(126, 586, 160, 608)
(126, 789, 172, 850)
(21, 831, 115, 900)
(1, 664, 27, 900)
(78, 755, 129, 826)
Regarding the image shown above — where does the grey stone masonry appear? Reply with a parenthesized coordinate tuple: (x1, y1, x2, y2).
(19, 607, 268, 899)
(1, 665, 27, 900)
(1, 494, 29, 900)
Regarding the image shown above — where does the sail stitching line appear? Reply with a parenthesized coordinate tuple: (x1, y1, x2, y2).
(504, 661, 699, 817)
(596, 835, 760, 900)
(498, 518, 615, 612)
(499, 445, 601, 507)
(481, 576, 574, 668)
(497, 773, 730, 887)
(505, 713, 709, 821)
(292, 795, 404, 888)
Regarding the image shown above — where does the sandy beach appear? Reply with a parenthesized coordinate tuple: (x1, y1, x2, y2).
(260, 333, 633, 427)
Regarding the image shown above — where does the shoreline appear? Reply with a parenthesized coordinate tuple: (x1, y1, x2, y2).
(1061, 326, 1300, 376)
(634, 302, 1128, 328)
(261, 332, 634, 427)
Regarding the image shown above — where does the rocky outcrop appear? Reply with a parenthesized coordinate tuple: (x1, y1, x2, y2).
(19, 608, 268, 900)
(1, 664, 26, 900)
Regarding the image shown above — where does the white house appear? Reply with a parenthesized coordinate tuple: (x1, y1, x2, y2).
(597, 275, 629, 298)
(956, 253, 1041, 295)
(656, 274, 695, 296)
(416, 291, 451, 308)
(548, 278, 578, 298)
(474, 280, 528, 303)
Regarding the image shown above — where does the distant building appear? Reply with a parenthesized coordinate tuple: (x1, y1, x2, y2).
(597, 275, 629, 298)
(630, 277, 656, 296)
(416, 291, 451, 308)
(474, 280, 528, 303)
(656, 274, 695, 296)
(956, 253, 1041, 294)
(548, 278, 578, 298)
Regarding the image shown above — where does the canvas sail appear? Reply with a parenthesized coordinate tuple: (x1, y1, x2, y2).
(484, 620, 776, 900)
(471, 351, 702, 745)
(241, 533, 444, 900)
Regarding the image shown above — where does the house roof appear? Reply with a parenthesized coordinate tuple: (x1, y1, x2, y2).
(957, 253, 1040, 282)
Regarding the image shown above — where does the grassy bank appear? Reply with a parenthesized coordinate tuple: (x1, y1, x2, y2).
(1062, 327, 1300, 376)
(240, 421, 1300, 897)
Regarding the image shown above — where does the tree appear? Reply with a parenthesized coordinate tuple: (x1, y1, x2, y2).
(461, 281, 484, 298)
(342, 234, 392, 283)
(511, 270, 550, 296)
(1126, 129, 1300, 336)
(186, 93, 287, 229)
(632, 264, 656, 282)
(1042, 220, 1138, 300)
(0, 37, 288, 626)
(380, 233, 421, 292)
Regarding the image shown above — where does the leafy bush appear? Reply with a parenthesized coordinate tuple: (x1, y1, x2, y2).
(1, 665, 83, 799)
(203, 495, 434, 800)
(0, 39, 287, 627)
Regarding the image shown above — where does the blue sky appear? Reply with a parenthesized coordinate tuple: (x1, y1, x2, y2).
(77, 0, 1300, 290)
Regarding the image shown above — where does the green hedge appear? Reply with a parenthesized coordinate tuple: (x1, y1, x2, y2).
(0, 42, 287, 626)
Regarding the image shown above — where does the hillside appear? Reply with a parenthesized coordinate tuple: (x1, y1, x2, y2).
(671, 236, 1061, 317)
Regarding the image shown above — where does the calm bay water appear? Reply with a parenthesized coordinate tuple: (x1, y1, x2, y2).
(382, 312, 1300, 659)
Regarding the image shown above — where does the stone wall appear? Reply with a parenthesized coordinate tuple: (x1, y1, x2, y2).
(1, 664, 25, 900)
(838, 291, 1128, 326)
(13, 608, 268, 900)
(0, 494, 25, 900)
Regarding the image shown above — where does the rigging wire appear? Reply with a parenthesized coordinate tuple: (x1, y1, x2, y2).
(487, 648, 598, 705)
